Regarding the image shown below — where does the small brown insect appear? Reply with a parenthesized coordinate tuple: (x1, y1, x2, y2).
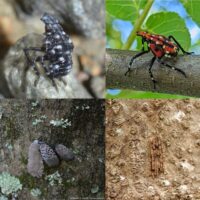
(150, 136, 164, 178)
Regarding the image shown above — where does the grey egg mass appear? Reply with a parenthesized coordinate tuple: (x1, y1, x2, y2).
(55, 144, 75, 161)
(27, 140, 75, 178)
(27, 140, 44, 178)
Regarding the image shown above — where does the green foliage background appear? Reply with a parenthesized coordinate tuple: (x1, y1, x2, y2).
(106, 0, 200, 98)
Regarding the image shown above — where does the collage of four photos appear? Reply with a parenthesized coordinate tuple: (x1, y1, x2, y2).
(0, 0, 200, 199)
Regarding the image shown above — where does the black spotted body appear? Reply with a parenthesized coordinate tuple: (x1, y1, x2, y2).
(38, 141, 59, 167)
(41, 13, 74, 78)
(125, 31, 193, 89)
(24, 13, 74, 86)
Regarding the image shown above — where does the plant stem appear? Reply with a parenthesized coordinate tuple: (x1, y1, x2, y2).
(122, 0, 154, 50)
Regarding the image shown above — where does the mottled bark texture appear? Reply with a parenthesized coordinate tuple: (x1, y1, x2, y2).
(10, 0, 104, 39)
(106, 99, 200, 200)
(0, 100, 104, 200)
(106, 48, 199, 97)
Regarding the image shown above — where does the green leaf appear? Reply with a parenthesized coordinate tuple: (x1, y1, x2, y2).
(180, 0, 200, 27)
(145, 12, 191, 50)
(106, 0, 147, 21)
(106, 13, 123, 48)
(106, 90, 190, 99)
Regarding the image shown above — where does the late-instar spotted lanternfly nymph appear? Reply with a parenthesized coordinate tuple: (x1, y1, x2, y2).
(125, 31, 193, 89)
(24, 12, 74, 87)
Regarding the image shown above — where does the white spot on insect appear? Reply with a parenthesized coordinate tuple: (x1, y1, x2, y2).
(172, 67, 175, 70)
(55, 45, 62, 50)
(67, 68, 71, 73)
(50, 49, 55, 54)
(163, 45, 166, 49)
(54, 34, 60, 39)
(68, 38, 72, 43)
(166, 51, 169, 54)
(65, 51, 70, 54)
(58, 57, 65, 62)
(45, 40, 51, 44)
(62, 31, 66, 35)
(54, 64, 60, 69)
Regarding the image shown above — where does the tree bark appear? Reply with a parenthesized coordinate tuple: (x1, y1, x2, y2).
(0, 100, 104, 199)
(106, 48, 199, 97)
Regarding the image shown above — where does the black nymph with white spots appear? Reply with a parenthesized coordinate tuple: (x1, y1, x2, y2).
(24, 13, 74, 87)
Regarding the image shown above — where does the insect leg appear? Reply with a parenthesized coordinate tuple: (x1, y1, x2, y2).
(44, 60, 64, 90)
(125, 49, 150, 76)
(141, 37, 145, 51)
(148, 56, 157, 89)
(51, 79, 58, 90)
(33, 55, 49, 86)
(23, 47, 44, 75)
(59, 77, 67, 85)
(34, 55, 61, 89)
(35, 55, 49, 72)
(157, 58, 187, 78)
(168, 36, 193, 55)
(125, 37, 149, 76)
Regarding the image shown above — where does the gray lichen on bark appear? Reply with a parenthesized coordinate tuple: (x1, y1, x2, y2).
(0, 100, 104, 199)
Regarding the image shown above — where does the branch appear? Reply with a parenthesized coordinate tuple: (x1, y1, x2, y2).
(106, 48, 199, 97)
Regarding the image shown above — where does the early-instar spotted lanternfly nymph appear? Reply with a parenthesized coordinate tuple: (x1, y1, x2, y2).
(125, 31, 193, 89)
(24, 12, 74, 88)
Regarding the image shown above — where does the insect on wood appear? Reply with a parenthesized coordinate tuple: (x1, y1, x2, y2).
(24, 12, 74, 88)
(125, 31, 193, 89)
(150, 136, 164, 178)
